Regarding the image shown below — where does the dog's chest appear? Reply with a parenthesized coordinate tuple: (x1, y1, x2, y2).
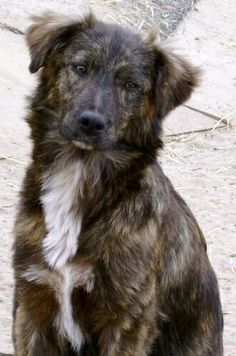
(41, 161, 83, 269)
(37, 161, 95, 350)
(23, 263, 94, 351)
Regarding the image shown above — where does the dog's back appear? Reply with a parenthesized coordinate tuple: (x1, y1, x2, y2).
(13, 12, 223, 355)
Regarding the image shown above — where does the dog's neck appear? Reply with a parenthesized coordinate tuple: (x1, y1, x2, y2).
(39, 145, 156, 200)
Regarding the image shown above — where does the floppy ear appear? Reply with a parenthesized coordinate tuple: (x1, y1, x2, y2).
(26, 12, 95, 73)
(154, 46, 200, 119)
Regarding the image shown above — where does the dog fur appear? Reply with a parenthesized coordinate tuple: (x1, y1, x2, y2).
(13, 12, 223, 355)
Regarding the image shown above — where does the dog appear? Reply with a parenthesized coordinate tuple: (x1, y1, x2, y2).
(13, 12, 223, 355)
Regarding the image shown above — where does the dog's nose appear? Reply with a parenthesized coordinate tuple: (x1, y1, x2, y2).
(78, 111, 105, 135)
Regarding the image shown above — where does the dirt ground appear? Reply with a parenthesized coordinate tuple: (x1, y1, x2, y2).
(0, 0, 235, 354)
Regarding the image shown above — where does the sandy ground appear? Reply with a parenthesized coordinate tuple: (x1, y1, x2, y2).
(0, 0, 235, 354)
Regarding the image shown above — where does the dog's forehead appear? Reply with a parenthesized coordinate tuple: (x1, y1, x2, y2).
(67, 21, 152, 68)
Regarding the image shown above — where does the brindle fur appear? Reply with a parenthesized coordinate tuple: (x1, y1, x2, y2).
(13, 12, 223, 355)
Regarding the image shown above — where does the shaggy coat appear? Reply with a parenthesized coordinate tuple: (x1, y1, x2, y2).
(13, 12, 223, 356)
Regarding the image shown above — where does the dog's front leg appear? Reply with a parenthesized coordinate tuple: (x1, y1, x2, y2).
(96, 314, 156, 356)
(13, 304, 63, 356)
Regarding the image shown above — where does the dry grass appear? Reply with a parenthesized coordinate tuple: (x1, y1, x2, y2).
(0, 155, 27, 166)
(86, 0, 197, 38)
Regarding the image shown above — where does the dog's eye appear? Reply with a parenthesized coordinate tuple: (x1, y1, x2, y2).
(125, 82, 139, 91)
(71, 64, 88, 76)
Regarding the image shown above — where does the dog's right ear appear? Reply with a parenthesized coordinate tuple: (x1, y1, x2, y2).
(26, 12, 95, 73)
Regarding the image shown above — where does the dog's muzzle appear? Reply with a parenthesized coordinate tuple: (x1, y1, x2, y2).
(60, 111, 106, 149)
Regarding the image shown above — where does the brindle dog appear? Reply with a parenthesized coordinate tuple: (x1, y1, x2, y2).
(13, 12, 223, 356)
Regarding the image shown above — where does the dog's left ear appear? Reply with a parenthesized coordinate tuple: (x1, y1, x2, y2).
(154, 45, 200, 119)
(26, 12, 95, 73)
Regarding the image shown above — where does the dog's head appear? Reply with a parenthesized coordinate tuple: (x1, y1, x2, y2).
(26, 12, 199, 153)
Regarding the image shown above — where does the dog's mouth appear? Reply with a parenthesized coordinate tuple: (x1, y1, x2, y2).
(59, 118, 115, 152)
(60, 121, 94, 150)
(72, 140, 93, 150)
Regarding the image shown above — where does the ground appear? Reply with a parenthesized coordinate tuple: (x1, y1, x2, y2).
(0, 0, 235, 354)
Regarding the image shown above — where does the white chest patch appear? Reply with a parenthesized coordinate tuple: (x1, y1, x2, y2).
(22, 263, 94, 352)
(41, 161, 83, 269)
